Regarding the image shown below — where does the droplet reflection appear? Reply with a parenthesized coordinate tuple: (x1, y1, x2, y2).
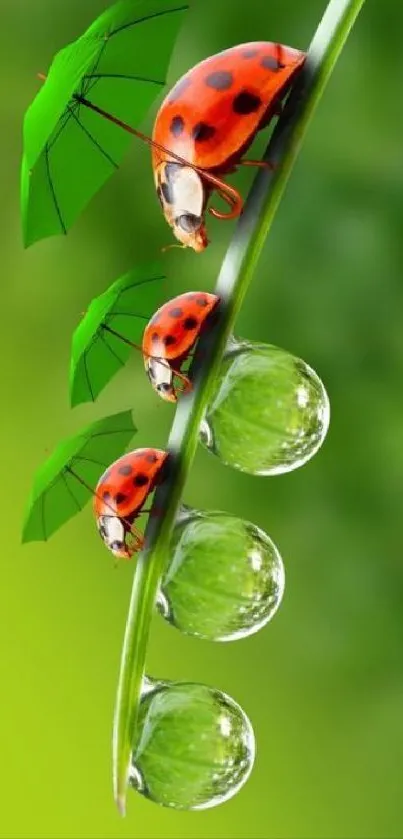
(130, 679, 255, 810)
(158, 508, 285, 641)
(200, 338, 330, 475)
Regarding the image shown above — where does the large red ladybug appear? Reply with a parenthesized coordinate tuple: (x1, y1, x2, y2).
(142, 291, 219, 402)
(152, 41, 305, 251)
(93, 449, 167, 560)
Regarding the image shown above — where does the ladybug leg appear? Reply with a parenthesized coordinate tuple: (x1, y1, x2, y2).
(239, 159, 275, 171)
(127, 522, 144, 552)
(196, 170, 243, 220)
(173, 368, 192, 396)
(140, 507, 163, 517)
(203, 177, 243, 221)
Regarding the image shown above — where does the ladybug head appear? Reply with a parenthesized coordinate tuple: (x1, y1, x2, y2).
(146, 356, 176, 403)
(97, 514, 132, 560)
(173, 212, 208, 253)
(156, 163, 209, 253)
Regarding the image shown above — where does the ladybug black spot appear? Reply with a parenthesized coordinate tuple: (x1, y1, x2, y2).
(261, 55, 285, 71)
(196, 296, 208, 307)
(146, 453, 158, 464)
(169, 307, 184, 318)
(164, 334, 176, 347)
(192, 122, 216, 142)
(243, 48, 259, 59)
(160, 181, 174, 205)
(170, 115, 185, 137)
(167, 76, 191, 103)
(232, 90, 262, 115)
(103, 491, 111, 502)
(183, 316, 198, 331)
(118, 464, 132, 476)
(115, 493, 127, 505)
(205, 70, 233, 90)
(133, 473, 149, 487)
(151, 332, 160, 344)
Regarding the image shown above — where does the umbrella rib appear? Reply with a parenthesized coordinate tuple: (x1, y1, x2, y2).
(111, 312, 149, 320)
(83, 353, 95, 402)
(67, 105, 118, 169)
(110, 5, 188, 37)
(45, 145, 67, 235)
(99, 330, 127, 365)
(81, 38, 108, 98)
(75, 455, 110, 469)
(48, 104, 78, 152)
(118, 276, 165, 292)
(62, 470, 84, 511)
(89, 428, 135, 439)
(84, 72, 164, 86)
(115, 275, 165, 304)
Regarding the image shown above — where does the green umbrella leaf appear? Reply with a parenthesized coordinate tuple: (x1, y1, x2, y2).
(22, 409, 137, 543)
(21, 0, 190, 246)
(70, 261, 165, 407)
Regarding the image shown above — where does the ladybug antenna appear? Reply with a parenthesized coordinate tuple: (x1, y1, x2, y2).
(161, 243, 187, 253)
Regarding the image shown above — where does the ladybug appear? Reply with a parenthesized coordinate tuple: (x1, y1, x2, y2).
(93, 448, 167, 560)
(142, 291, 219, 402)
(152, 41, 305, 251)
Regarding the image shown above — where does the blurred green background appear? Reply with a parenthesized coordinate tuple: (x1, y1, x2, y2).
(2, 0, 403, 836)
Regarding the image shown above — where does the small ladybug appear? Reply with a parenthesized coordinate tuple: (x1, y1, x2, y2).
(142, 291, 219, 402)
(93, 448, 167, 560)
(152, 41, 305, 251)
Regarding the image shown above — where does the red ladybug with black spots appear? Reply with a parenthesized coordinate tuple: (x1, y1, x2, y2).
(93, 449, 167, 560)
(142, 291, 219, 402)
(152, 41, 305, 251)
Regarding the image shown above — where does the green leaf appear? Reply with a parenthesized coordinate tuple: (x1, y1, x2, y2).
(21, 0, 189, 246)
(112, 0, 367, 816)
(22, 410, 136, 543)
(70, 262, 165, 407)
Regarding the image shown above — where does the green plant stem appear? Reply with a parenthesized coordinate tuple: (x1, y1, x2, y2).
(113, 0, 366, 815)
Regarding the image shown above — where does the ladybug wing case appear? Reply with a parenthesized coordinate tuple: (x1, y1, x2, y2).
(152, 41, 305, 171)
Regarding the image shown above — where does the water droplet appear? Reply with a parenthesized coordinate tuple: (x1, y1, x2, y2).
(200, 339, 330, 475)
(157, 509, 284, 641)
(130, 679, 255, 810)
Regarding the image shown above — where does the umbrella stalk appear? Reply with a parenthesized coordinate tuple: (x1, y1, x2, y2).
(101, 323, 191, 392)
(66, 465, 142, 548)
(101, 323, 143, 353)
(73, 94, 241, 213)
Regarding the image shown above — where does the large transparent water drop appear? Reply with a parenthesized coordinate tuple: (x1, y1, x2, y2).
(200, 338, 330, 475)
(130, 679, 255, 810)
(158, 508, 284, 641)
